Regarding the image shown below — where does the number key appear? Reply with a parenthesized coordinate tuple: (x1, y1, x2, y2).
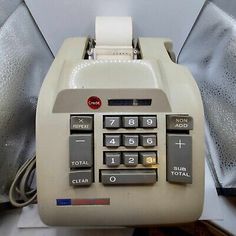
(104, 134, 121, 147)
(123, 117, 138, 128)
(140, 116, 157, 128)
(123, 134, 139, 147)
(104, 116, 121, 129)
(105, 152, 121, 167)
(140, 152, 157, 166)
(140, 134, 157, 147)
(123, 152, 138, 167)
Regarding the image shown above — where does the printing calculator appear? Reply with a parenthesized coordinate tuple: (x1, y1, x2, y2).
(36, 33, 204, 226)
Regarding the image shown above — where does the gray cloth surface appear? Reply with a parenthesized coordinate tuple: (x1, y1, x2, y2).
(179, 1, 236, 189)
(0, 2, 53, 202)
(0, 0, 22, 27)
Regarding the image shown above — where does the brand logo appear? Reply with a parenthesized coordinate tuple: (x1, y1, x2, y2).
(87, 96, 102, 109)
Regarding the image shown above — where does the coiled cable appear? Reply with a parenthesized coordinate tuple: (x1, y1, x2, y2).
(9, 156, 37, 207)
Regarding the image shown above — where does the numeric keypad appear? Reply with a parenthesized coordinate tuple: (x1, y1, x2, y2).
(104, 115, 157, 129)
(104, 134, 157, 148)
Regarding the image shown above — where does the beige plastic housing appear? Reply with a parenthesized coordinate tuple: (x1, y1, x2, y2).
(36, 37, 204, 227)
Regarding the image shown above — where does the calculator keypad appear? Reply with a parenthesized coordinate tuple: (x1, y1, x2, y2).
(103, 115, 158, 184)
(68, 113, 193, 187)
(104, 115, 157, 129)
(69, 114, 158, 187)
(104, 151, 157, 167)
(104, 133, 157, 148)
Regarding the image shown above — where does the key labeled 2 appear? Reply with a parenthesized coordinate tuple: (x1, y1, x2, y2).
(123, 152, 138, 166)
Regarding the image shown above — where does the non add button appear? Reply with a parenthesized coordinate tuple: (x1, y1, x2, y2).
(166, 115, 193, 131)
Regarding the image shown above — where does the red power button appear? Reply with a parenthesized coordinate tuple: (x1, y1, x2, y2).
(87, 96, 102, 109)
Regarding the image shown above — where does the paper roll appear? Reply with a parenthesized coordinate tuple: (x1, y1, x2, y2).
(95, 17, 132, 47)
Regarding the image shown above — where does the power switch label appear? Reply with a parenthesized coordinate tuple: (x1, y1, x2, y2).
(166, 134, 192, 184)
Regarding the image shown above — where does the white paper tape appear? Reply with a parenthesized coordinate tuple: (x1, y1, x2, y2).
(96, 16, 132, 47)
